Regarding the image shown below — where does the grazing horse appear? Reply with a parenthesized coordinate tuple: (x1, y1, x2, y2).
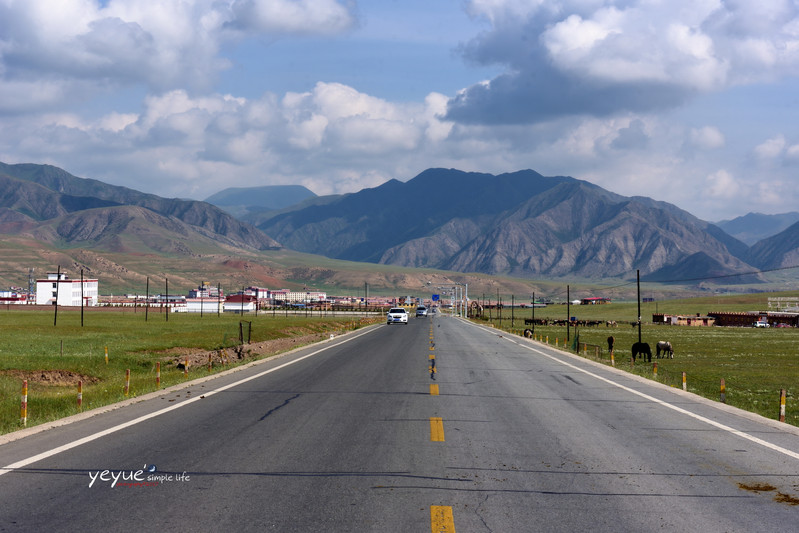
(656, 341, 674, 359)
(631, 342, 652, 363)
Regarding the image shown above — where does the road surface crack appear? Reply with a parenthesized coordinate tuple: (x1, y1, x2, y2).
(259, 394, 301, 421)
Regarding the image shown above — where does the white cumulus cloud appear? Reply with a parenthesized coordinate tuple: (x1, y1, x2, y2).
(0, 0, 357, 100)
(448, 0, 799, 124)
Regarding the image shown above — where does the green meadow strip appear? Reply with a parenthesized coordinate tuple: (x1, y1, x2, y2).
(0, 310, 371, 435)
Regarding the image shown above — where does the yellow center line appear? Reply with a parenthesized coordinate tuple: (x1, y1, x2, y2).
(430, 417, 445, 441)
(430, 384, 439, 395)
(430, 505, 456, 533)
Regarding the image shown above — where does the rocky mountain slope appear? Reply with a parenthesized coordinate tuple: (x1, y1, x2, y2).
(0, 162, 280, 253)
(255, 168, 761, 282)
(4, 163, 798, 286)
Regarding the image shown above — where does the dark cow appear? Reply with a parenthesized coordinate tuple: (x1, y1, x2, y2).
(656, 341, 674, 359)
(631, 342, 652, 363)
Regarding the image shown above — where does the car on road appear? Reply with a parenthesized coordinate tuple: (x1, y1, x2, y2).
(416, 305, 428, 317)
(387, 307, 409, 325)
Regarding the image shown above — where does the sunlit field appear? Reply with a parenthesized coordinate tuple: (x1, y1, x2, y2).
(477, 295, 799, 426)
(0, 309, 374, 434)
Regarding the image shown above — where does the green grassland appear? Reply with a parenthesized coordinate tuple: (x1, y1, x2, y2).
(481, 293, 799, 426)
(0, 309, 371, 435)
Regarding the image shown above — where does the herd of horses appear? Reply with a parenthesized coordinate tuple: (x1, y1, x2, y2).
(607, 336, 673, 362)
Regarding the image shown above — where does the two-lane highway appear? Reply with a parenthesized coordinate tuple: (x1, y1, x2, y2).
(2, 314, 799, 532)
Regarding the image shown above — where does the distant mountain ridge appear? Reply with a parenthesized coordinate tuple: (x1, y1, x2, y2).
(0, 162, 280, 253)
(715, 212, 799, 246)
(205, 184, 317, 218)
(253, 168, 780, 282)
(4, 162, 799, 285)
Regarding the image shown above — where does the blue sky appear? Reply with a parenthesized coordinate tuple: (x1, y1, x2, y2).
(1, 0, 799, 222)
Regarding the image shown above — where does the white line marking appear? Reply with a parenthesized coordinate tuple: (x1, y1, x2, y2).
(0, 328, 377, 476)
(491, 327, 799, 461)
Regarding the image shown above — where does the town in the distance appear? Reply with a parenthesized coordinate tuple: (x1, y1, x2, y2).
(0, 270, 443, 313)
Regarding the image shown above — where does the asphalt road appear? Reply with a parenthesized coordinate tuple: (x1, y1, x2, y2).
(2, 313, 799, 532)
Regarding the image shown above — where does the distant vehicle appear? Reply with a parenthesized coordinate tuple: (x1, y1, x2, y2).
(387, 307, 409, 325)
(754, 319, 770, 328)
(416, 305, 428, 317)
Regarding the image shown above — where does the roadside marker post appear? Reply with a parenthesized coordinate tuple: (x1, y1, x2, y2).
(104, 346, 108, 364)
(155, 362, 161, 388)
(77, 380, 83, 409)
(780, 389, 787, 422)
(720, 379, 726, 404)
(20, 380, 28, 427)
(682, 372, 687, 391)
(124, 369, 130, 397)
(653, 362, 658, 379)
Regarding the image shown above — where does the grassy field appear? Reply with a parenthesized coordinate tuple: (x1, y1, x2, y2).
(478, 294, 799, 426)
(3, 292, 798, 435)
(0, 309, 374, 435)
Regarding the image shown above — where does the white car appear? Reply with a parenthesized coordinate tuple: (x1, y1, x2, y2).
(387, 307, 409, 325)
(754, 319, 770, 328)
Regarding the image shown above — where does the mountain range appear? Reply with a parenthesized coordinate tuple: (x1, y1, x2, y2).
(2, 162, 799, 289)
(715, 212, 799, 246)
(249, 168, 794, 283)
(0, 162, 279, 254)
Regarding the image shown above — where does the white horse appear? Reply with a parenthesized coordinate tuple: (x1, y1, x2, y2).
(656, 341, 674, 359)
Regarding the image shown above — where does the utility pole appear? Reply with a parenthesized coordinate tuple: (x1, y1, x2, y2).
(53, 265, 60, 327)
(566, 285, 570, 343)
(145, 276, 149, 322)
(80, 268, 84, 327)
(637, 269, 642, 344)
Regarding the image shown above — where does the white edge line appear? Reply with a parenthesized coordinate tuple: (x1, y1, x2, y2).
(0, 326, 377, 476)
(474, 321, 799, 461)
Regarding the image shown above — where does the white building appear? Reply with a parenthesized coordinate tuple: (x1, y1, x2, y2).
(184, 298, 224, 314)
(0, 291, 27, 304)
(285, 291, 327, 303)
(36, 272, 98, 306)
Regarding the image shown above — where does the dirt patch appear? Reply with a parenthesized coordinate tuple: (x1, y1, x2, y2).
(169, 332, 333, 369)
(774, 492, 799, 506)
(738, 482, 799, 506)
(166, 318, 382, 369)
(738, 483, 777, 492)
(0, 369, 99, 386)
